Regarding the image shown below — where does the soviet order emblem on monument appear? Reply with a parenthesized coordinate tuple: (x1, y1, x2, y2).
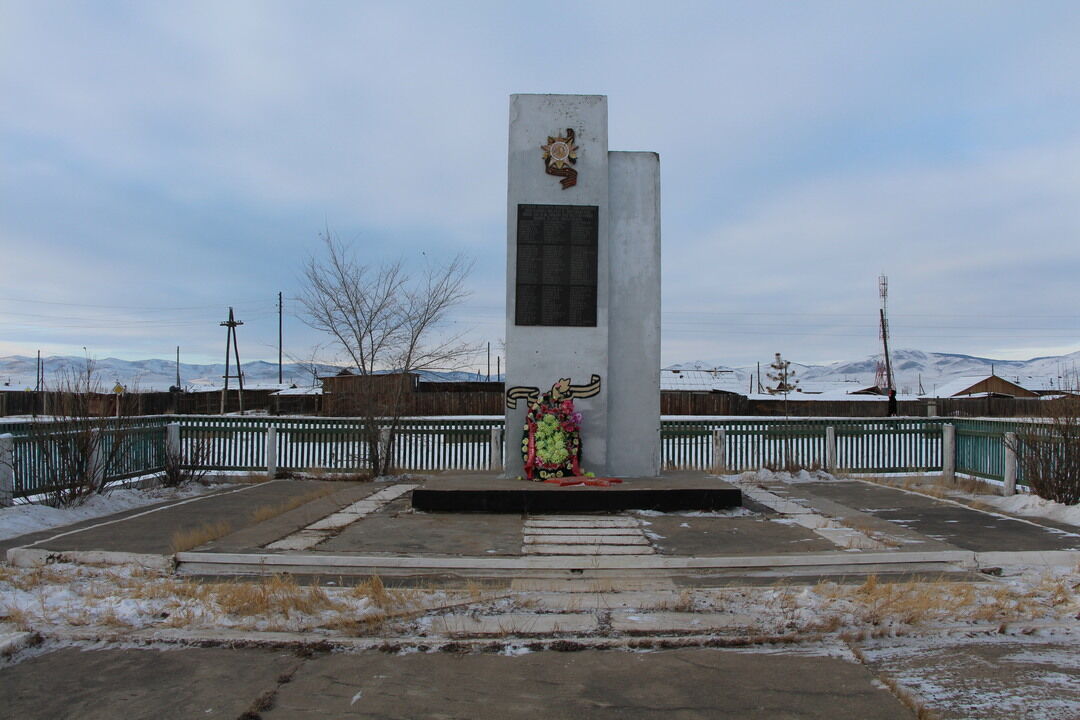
(504, 94, 661, 480)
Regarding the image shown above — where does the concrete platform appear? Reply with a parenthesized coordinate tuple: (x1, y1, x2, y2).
(0, 645, 914, 720)
(411, 472, 742, 513)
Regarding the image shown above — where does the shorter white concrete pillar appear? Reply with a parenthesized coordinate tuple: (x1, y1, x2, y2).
(378, 428, 391, 470)
(266, 427, 278, 479)
(0, 434, 14, 507)
(711, 429, 726, 473)
(490, 428, 504, 472)
(825, 426, 837, 474)
(927, 400, 937, 417)
(1003, 432, 1017, 496)
(88, 428, 105, 491)
(166, 423, 181, 459)
(942, 424, 955, 483)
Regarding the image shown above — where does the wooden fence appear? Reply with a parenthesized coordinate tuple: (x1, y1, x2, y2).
(1, 415, 1050, 502)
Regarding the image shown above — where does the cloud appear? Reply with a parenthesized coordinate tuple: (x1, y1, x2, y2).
(2, 1, 1079, 366)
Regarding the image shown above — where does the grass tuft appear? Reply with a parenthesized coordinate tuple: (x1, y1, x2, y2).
(170, 520, 233, 553)
(249, 486, 340, 524)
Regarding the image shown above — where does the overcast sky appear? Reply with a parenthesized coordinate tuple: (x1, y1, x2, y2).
(2, 1, 1078, 370)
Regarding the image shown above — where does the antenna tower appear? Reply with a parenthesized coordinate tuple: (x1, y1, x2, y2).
(874, 274, 894, 392)
(219, 307, 245, 414)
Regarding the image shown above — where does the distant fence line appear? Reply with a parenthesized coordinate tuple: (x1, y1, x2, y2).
(1, 415, 1044, 503)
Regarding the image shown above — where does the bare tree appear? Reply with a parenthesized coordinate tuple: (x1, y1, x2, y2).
(299, 233, 474, 475)
(28, 359, 138, 507)
(1009, 397, 1080, 505)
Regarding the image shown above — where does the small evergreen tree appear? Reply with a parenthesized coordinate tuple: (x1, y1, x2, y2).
(767, 353, 799, 395)
(766, 352, 799, 469)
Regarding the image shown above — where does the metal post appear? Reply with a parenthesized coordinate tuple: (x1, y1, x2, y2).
(711, 429, 726, 473)
(942, 424, 955, 483)
(0, 434, 14, 507)
(266, 427, 277, 479)
(826, 426, 837, 474)
(1003, 431, 1017, 496)
(489, 427, 503, 472)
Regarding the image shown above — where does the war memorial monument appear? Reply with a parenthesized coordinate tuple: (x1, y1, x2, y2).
(503, 94, 662, 480)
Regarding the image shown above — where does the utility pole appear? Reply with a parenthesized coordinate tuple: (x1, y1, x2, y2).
(876, 274, 894, 393)
(278, 291, 283, 385)
(34, 349, 40, 419)
(219, 307, 245, 415)
(486, 342, 491, 382)
(175, 346, 181, 390)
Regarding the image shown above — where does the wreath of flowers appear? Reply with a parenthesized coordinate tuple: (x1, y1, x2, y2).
(521, 391, 583, 481)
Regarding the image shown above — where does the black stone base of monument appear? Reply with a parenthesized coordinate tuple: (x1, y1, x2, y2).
(410, 486, 742, 514)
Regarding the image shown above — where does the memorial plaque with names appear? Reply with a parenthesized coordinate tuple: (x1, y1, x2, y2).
(515, 204, 598, 327)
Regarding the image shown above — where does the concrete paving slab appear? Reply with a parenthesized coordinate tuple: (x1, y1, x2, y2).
(338, 501, 382, 514)
(0, 646, 298, 720)
(264, 647, 913, 719)
(265, 529, 325, 550)
(813, 528, 890, 550)
(805, 481, 1079, 552)
(319, 512, 524, 556)
(526, 516, 642, 527)
(305, 512, 361, 531)
(523, 534, 651, 545)
(610, 610, 757, 633)
(430, 612, 599, 635)
(525, 544, 656, 555)
(510, 578, 680, 592)
(643, 516, 837, 556)
(3, 480, 368, 556)
(524, 526, 644, 536)
(856, 636, 1080, 720)
(518, 591, 683, 610)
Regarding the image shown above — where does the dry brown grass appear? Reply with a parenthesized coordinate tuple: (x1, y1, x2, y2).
(0, 566, 72, 591)
(0, 602, 31, 631)
(211, 574, 343, 617)
(303, 467, 374, 482)
(232, 471, 271, 484)
(248, 486, 340, 524)
(170, 520, 233, 553)
(813, 574, 1052, 628)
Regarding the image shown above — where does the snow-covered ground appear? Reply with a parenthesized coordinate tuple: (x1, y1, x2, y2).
(0, 482, 230, 541)
(979, 493, 1080, 527)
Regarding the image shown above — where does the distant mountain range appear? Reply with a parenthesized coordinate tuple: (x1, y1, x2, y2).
(669, 348, 1080, 395)
(0, 356, 495, 392)
(2, 348, 1077, 394)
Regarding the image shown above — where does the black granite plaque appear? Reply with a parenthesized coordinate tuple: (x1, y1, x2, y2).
(515, 204, 598, 326)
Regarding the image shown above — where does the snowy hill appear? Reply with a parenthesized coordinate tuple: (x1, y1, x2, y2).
(667, 349, 1080, 395)
(3, 348, 1077, 395)
(0, 355, 503, 392)
(0, 356, 338, 392)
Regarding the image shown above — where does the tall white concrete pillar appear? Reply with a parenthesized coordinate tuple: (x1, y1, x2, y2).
(504, 94, 660, 478)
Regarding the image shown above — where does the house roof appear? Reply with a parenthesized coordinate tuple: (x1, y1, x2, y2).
(926, 374, 1034, 398)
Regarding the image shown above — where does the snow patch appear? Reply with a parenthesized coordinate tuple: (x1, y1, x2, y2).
(979, 494, 1080, 528)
